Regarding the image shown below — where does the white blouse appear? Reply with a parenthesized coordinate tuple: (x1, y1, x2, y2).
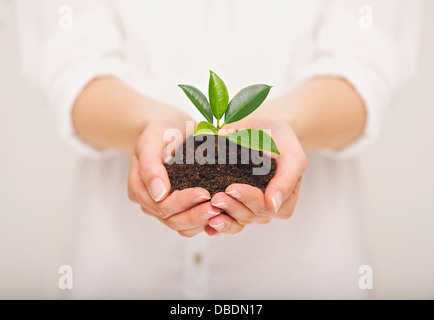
(16, 0, 420, 298)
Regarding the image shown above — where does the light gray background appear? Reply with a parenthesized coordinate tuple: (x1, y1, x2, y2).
(1, 1, 433, 299)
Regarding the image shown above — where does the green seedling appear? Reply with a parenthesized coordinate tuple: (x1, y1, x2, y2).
(179, 71, 280, 155)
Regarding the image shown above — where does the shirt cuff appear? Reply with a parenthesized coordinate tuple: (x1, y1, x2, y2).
(49, 58, 138, 159)
(297, 56, 384, 160)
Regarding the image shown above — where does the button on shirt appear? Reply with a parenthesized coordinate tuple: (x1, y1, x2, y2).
(15, 0, 420, 298)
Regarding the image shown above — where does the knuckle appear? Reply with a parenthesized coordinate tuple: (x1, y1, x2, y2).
(127, 176, 140, 204)
(155, 206, 169, 219)
(133, 141, 142, 157)
(142, 204, 168, 219)
(286, 182, 295, 194)
(186, 213, 198, 229)
(139, 162, 153, 177)
(299, 154, 308, 172)
(237, 217, 252, 225)
(141, 206, 152, 216)
(178, 230, 197, 238)
(258, 218, 272, 225)
(135, 133, 151, 155)
(257, 207, 273, 216)
(164, 218, 179, 231)
(159, 209, 169, 220)
(127, 188, 136, 203)
(279, 209, 294, 220)
(233, 225, 245, 234)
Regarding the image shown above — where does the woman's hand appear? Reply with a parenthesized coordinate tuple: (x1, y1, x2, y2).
(75, 77, 362, 237)
(204, 77, 368, 236)
(204, 108, 307, 236)
(127, 105, 222, 237)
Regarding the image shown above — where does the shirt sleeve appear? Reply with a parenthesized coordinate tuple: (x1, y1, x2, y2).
(296, 0, 421, 159)
(15, 0, 143, 159)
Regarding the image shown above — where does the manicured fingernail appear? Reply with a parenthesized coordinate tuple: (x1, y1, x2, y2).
(226, 190, 241, 199)
(202, 211, 220, 220)
(149, 178, 167, 202)
(212, 202, 228, 209)
(210, 222, 225, 230)
(193, 195, 211, 204)
(272, 191, 283, 213)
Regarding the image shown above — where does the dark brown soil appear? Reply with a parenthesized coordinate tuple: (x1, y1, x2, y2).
(165, 135, 276, 196)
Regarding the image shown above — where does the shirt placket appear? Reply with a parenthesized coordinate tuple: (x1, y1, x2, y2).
(180, 232, 211, 299)
(180, 0, 230, 299)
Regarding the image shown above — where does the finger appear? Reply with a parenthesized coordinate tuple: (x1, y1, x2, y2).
(275, 177, 302, 220)
(163, 201, 221, 231)
(178, 226, 206, 238)
(224, 184, 272, 216)
(157, 188, 211, 217)
(128, 155, 142, 204)
(129, 156, 211, 219)
(135, 128, 171, 203)
(149, 188, 212, 219)
(208, 214, 244, 235)
(141, 207, 207, 238)
(204, 225, 220, 236)
(264, 140, 306, 214)
(211, 192, 270, 225)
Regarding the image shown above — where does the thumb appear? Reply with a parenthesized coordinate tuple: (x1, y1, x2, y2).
(264, 148, 307, 214)
(135, 127, 171, 203)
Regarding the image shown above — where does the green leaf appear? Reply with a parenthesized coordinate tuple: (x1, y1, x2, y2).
(194, 121, 218, 136)
(225, 85, 272, 124)
(178, 85, 213, 123)
(208, 71, 229, 121)
(224, 129, 280, 155)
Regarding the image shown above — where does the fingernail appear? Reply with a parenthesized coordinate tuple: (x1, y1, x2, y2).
(272, 191, 283, 214)
(210, 222, 225, 230)
(193, 195, 211, 204)
(149, 178, 167, 202)
(225, 190, 241, 199)
(202, 211, 220, 220)
(212, 202, 228, 209)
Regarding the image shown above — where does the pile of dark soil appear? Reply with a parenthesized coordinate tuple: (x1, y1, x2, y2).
(165, 135, 276, 196)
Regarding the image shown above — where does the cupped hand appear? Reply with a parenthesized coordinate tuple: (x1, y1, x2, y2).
(127, 104, 221, 237)
(205, 110, 307, 236)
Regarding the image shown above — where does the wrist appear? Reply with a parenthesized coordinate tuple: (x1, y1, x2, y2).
(268, 94, 308, 147)
(135, 101, 192, 141)
(260, 98, 304, 141)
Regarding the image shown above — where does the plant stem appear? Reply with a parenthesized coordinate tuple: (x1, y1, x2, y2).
(216, 121, 225, 130)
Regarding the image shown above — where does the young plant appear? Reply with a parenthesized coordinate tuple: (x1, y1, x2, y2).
(178, 71, 280, 155)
